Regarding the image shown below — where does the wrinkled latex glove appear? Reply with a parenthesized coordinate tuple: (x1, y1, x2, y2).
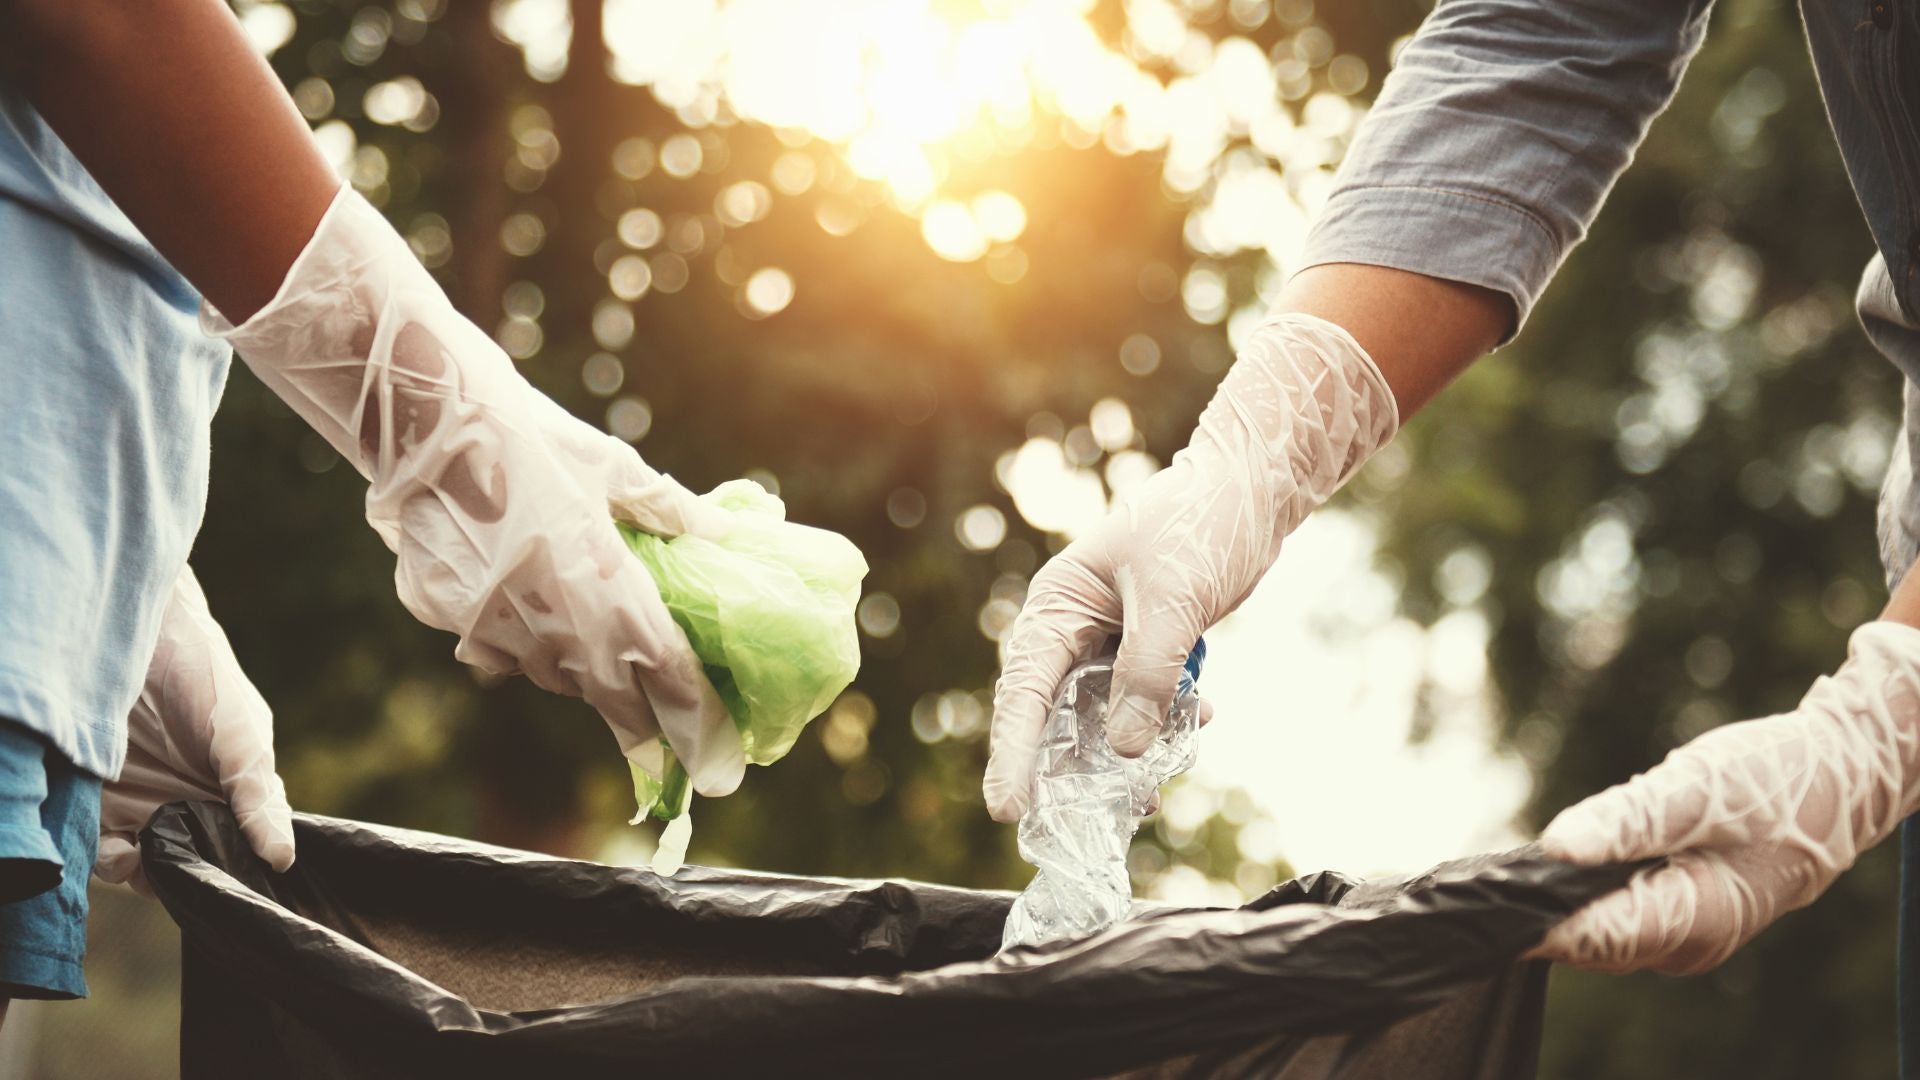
(97, 566, 295, 893)
(204, 186, 744, 798)
(983, 314, 1397, 822)
(1532, 622, 1920, 975)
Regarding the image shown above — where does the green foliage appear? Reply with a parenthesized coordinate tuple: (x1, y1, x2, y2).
(202, 0, 1255, 882)
(1358, 1, 1901, 1074)
(153, 0, 1903, 1076)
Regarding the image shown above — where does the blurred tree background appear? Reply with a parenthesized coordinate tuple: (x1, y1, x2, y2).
(7, 0, 1903, 1076)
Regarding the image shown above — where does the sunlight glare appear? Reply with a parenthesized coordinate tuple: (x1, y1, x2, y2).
(1004, 437, 1108, 538)
(921, 200, 990, 262)
(601, 0, 1348, 289)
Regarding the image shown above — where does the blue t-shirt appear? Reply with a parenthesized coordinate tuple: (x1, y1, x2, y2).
(0, 87, 229, 779)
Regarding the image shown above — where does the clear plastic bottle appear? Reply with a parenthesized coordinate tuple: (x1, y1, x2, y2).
(1000, 641, 1205, 951)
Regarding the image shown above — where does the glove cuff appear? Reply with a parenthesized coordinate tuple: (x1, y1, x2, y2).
(1803, 619, 1920, 855)
(1261, 310, 1401, 489)
(1195, 312, 1398, 538)
(201, 185, 527, 487)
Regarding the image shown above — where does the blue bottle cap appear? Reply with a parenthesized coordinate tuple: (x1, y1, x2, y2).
(1175, 637, 1206, 698)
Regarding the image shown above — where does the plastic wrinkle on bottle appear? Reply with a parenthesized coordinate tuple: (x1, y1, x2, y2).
(1001, 643, 1204, 951)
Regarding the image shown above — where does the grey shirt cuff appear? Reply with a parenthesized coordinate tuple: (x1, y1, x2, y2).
(1299, 183, 1565, 345)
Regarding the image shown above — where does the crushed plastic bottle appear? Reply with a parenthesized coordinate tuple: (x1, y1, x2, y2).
(1000, 640, 1205, 951)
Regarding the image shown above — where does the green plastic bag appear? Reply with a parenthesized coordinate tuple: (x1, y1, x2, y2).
(617, 479, 867, 828)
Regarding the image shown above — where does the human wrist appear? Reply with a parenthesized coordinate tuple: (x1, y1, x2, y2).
(201, 184, 536, 489)
(1276, 264, 1510, 418)
(199, 184, 381, 344)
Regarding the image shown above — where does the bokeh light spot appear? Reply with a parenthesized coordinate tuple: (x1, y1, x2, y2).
(1006, 438, 1107, 538)
(921, 200, 989, 262)
(239, 1, 298, 56)
(742, 267, 795, 317)
(1327, 54, 1369, 96)
(743, 467, 782, 496)
(977, 597, 1019, 642)
(651, 253, 691, 294)
(1119, 333, 1162, 375)
(887, 488, 928, 528)
(820, 691, 876, 764)
(617, 208, 664, 249)
(716, 180, 773, 226)
(1063, 426, 1101, 467)
(857, 592, 902, 639)
(1104, 449, 1160, 498)
(771, 151, 818, 195)
(816, 199, 864, 237)
(495, 316, 542, 360)
(581, 352, 625, 397)
(667, 214, 708, 255)
(606, 396, 653, 442)
(660, 133, 704, 178)
(500, 212, 547, 257)
(609, 254, 654, 301)
(1090, 398, 1136, 451)
(611, 136, 656, 180)
(501, 280, 545, 319)
(985, 245, 1029, 284)
(592, 298, 636, 349)
(313, 119, 357, 178)
(955, 504, 1008, 551)
(364, 77, 429, 126)
(293, 77, 335, 120)
(970, 190, 1027, 243)
(1137, 262, 1179, 303)
(406, 214, 452, 269)
(1182, 266, 1229, 324)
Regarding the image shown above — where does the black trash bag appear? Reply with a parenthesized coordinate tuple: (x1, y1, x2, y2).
(142, 801, 1640, 1079)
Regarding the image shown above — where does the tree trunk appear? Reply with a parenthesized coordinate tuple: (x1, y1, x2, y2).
(436, 0, 518, 322)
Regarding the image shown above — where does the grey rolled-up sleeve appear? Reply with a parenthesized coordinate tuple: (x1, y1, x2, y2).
(1303, 0, 1715, 338)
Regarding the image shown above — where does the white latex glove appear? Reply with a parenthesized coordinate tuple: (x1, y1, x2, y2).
(203, 186, 744, 798)
(983, 314, 1398, 822)
(98, 566, 296, 893)
(1532, 621, 1920, 975)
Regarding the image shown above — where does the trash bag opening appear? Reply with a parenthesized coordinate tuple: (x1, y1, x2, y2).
(143, 803, 1648, 1079)
(145, 802, 1012, 1014)
(281, 832, 1006, 1006)
(345, 907, 842, 1013)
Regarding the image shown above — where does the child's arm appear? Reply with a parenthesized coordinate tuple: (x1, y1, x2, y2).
(3, 0, 337, 321)
(2, 0, 748, 798)
(99, 565, 295, 892)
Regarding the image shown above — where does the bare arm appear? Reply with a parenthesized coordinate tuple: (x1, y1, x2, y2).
(1277, 263, 1512, 418)
(2, 0, 338, 322)
(1884, 563, 1920, 627)
(1288, 0, 1714, 418)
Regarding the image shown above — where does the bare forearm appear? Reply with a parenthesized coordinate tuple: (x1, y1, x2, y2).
(4, 0, 337, 321)
(1883, 565, 1920, 629)
(1277, 263, 1513, 419)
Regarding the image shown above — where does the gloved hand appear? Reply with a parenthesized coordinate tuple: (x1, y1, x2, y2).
(1532, 621, 1920, 974)
(203, 186, 744, 798)
(983, 314, 1398, 822)
(98, 566, 295, 893)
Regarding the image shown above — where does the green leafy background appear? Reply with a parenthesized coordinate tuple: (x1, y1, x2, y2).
(7, 2, 1900, 1076)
